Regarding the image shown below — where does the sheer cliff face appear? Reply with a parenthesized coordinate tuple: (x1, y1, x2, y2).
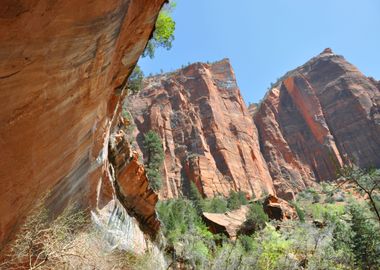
(0, 0, 164, 249)
(128, 60, 274, 199)
(254, 49, 380, 199)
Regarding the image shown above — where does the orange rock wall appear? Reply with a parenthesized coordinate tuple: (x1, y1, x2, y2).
(254, 49, 380, 199)
(0, 0, 165, 250)
(128, 60, 274, 199)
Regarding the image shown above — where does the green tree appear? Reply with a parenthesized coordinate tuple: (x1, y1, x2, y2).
(348, 201, 380, 269)
(188, 182, 204, 214)
(143, 131, 164, 191)
(127, 65, 144, 94)
(227, 190, 248, 210)
(339, 166, 380, 223)
(143, 2, 176, 59)
(202, 197, 228, 213)
(156, 199, 214, 268)
(292, 202, 306, 223)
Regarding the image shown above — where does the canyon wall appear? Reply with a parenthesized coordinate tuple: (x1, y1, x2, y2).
(254, 48, 380, 199)
(0, 0, 164, 250)
(128, 50, 380, 201)
(127, 59, 274, 199)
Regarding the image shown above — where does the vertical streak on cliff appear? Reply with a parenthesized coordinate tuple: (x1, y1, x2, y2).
(254, 49, 380, 199)
(0, 0, 165, 250)
(128, 59, 274, 199)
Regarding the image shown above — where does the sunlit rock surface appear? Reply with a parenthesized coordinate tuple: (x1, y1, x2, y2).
(203, 205, 249, 239)
(254, 48, 380, 199)
(108, 116, 160, 237)
(91, 199, 166, 269)
(0, 0, 165, 250)
(262, 194, 297, 220)
(127, 59, 274, 199)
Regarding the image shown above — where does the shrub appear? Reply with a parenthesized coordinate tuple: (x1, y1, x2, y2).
(188, 182, 204, 214)
(348, 201, 380, 269)
(156, 199, 214, 269)
(4, 201, 88, 269)
(127, 65, 144, 94)
(293, 202, 306, 223)
(240, 203, 269, 235)
(256, 225, 291, 270)
(157, 199, 202, 244)
(201, 197, 228, 213)
(227, 190, 248, 210)
(238, 235, 255, 253)
(143, 130, 164, 191)
(339, 165, 380, 223)
(146, 168, 162, 191)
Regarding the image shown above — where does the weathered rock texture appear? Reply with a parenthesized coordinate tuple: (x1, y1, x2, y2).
(262, 195, 297, 221)
(255, 48, 380, 199)
(202, 205, 249, 239)
(108, 116, 160, 237)
(0, 0, 164, 250)
(128, 60, 274, 199)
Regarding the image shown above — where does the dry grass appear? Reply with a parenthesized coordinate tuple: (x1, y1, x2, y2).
(0, 201, 164, 270)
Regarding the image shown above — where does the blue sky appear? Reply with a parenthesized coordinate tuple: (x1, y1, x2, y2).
(139, 0, 380, 103)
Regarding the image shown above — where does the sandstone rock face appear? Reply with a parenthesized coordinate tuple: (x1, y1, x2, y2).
(202, 206, 249, 239)
(262, 195, 297, 221)
(255, 49, 380, 199)
(0, 0, 165, 250)
(109, 116, 160, 237)
(128, 60, 274, 199)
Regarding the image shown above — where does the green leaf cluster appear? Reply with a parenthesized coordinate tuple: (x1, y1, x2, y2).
(143, 2, 176, 59)
(127, 65, 144, 94)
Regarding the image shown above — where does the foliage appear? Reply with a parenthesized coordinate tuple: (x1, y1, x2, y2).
(158, 187, 380, 270)
(156, 199, 214, 268)
(143, 1, 176, 59)
(187, 188, 248, 214)
(146, 168, 163, 191)
(348, 200, 380, 269)
(292, 202, 305, 223)
(256, 225, 291, 269)
(227, 190, 248, 210)
(188, 182, 204, 214)
(143, 130, 164, 191)
(201, 196, 228, 213)
(127, 65, 144, 94)
(309, 203, 345, 221)
(339, 165, 380, 223)
(240, 203, 269, 235)
(3, 201, 88, 269)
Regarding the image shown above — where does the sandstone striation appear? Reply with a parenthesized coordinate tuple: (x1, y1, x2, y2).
(202, 206, 249, 239)
(0, 0, 165, 250)
(262, 195, 297, 221)
(254, 48, 380, 199)
(127, 60, 274, 199)
(108, 116, 160, 237)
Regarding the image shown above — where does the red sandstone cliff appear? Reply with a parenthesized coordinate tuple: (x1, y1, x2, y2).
(127, 59, 274, 199)
(254, 48, 380, 199)
(0, 0, 164, 250)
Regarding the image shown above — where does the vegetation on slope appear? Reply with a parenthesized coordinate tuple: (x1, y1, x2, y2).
(156, 169, 380, 269)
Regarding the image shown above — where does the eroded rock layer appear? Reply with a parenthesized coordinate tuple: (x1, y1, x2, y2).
(254, 48, 380, 199)
(128, 59, 274, 199)
(0, 0, 164, 250)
